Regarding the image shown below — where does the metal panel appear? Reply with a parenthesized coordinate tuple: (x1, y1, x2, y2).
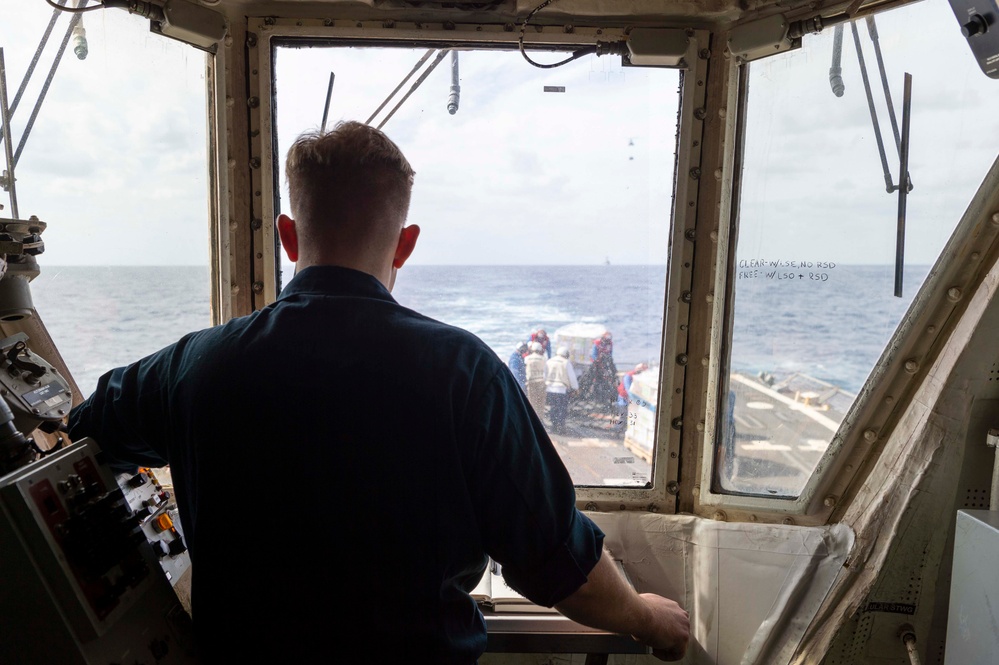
(945, 510, 999, 664)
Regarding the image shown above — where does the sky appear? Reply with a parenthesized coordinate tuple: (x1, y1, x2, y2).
(0, 0, 998, 266)
(0, 1, 208, 266)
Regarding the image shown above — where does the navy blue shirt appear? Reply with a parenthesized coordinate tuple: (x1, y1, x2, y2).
(69, 266, 604, 663)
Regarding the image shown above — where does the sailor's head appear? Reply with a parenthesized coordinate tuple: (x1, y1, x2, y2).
(536, 329, 548, 341)
(517, 342, 529, 354)
(557, 347, 570, 358)
(635, 363, 648, 373)
(277, 121, 420, 290)
(530, 342, 543, 354)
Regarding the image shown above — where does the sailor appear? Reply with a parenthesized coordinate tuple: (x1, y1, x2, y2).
(529, 327, 552, 358)
(508, 341, 529, 390)
(67, 121, 688, 663)
(617, 363, 649, 429)
(546, 346, 579, 435)
(524, 341, 548, 417)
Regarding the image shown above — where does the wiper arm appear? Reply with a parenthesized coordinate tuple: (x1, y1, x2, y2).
(367, 49, 450, 130)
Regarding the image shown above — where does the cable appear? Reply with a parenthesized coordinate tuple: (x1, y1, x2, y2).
(518, 0, 598, 69)
(44, 0, 104, 12)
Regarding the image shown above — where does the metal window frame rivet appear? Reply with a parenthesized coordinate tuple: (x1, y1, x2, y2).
(698, 48, 710, 59)
(689, 167, 702, 179)
(782, 517, 795, 525)
(991, 211, 999, 225)
(249, 157, 261, 169)
(693, 107, 707, 120)
(713, 511, 727, 521)
(926, 325, 936, 334)
(947, 287, 962, 302)
(671, 417, 683, 430)
(904, 358, 919, 373)
(685, 228, 696, 240)
(676, 354, 688, 366)
(863, 428, 878, 443)
(250, 218, 262, 231)
(584, 502, 598, 511)
(749, 514, 758, 522)
(247, 97, 260, 108)
(252, 281, 264, 294)
(681, 291, 692, 303)
(247, 32, 259, 46)
(824, 495, 837, 507)
(666, 480, 680, 495)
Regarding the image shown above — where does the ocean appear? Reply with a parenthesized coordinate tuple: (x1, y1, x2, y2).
(27, 264, 926, 400)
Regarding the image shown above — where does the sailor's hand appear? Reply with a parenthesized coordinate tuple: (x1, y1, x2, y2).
(632, 593, 690, 661)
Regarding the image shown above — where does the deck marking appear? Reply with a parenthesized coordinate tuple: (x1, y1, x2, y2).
(799, 439, 829, 452)
(567, 438, 616, 448)
(731, 373, 840, 431)
(602, 478, 648, 486)
(740, 440, 792, 451)
(746, 401, 774, 410)
(734, 413, 765, 429)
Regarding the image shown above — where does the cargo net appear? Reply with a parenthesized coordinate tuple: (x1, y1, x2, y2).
(568, 356, 622, 433)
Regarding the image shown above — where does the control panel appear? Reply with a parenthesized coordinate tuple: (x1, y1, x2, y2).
(118, 465, 191, 587)
(0, 438, 197, 664)
(950, 0, 999, 78)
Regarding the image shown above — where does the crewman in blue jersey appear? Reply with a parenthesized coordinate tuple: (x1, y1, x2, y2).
(508, 341, 529, 390)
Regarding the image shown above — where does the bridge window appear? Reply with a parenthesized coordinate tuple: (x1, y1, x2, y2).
(717, 0, 999, 497)
(4, 2, 211, 398)
(272, 43, 681, 487)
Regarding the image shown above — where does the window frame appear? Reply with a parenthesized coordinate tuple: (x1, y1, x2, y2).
(245, 17, 707, 511)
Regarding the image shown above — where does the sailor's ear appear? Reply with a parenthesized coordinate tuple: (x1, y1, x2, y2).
(277, 214, 299, 263)
(393, 224, 420, 269)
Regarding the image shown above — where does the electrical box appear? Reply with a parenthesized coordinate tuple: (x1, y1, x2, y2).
(626, 29, 691, 67)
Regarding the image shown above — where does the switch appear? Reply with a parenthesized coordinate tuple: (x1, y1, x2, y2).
(126, 473, 148, 488)
(153, 513, 174, 532)
(962, 14, 988, 37)
(168, 537, 187, 556)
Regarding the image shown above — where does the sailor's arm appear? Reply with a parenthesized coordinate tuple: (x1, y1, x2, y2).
(554, 549, 690, 661)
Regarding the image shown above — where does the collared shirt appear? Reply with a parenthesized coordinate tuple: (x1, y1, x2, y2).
(68, 265, 603, 664)
(546, 356, 579, 394)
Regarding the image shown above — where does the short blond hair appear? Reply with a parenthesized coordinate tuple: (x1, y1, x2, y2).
(285, 121, 415, 253)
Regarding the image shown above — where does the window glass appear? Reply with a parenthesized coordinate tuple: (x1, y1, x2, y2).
(273, 44, 679, 486)
(720, 0, 999, 496)
(2, 2, 210, 397)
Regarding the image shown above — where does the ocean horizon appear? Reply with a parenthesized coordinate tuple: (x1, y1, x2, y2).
(27, 264, 926, 399)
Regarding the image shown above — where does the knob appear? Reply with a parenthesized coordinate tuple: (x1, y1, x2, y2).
(962, 14, 988, 38)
